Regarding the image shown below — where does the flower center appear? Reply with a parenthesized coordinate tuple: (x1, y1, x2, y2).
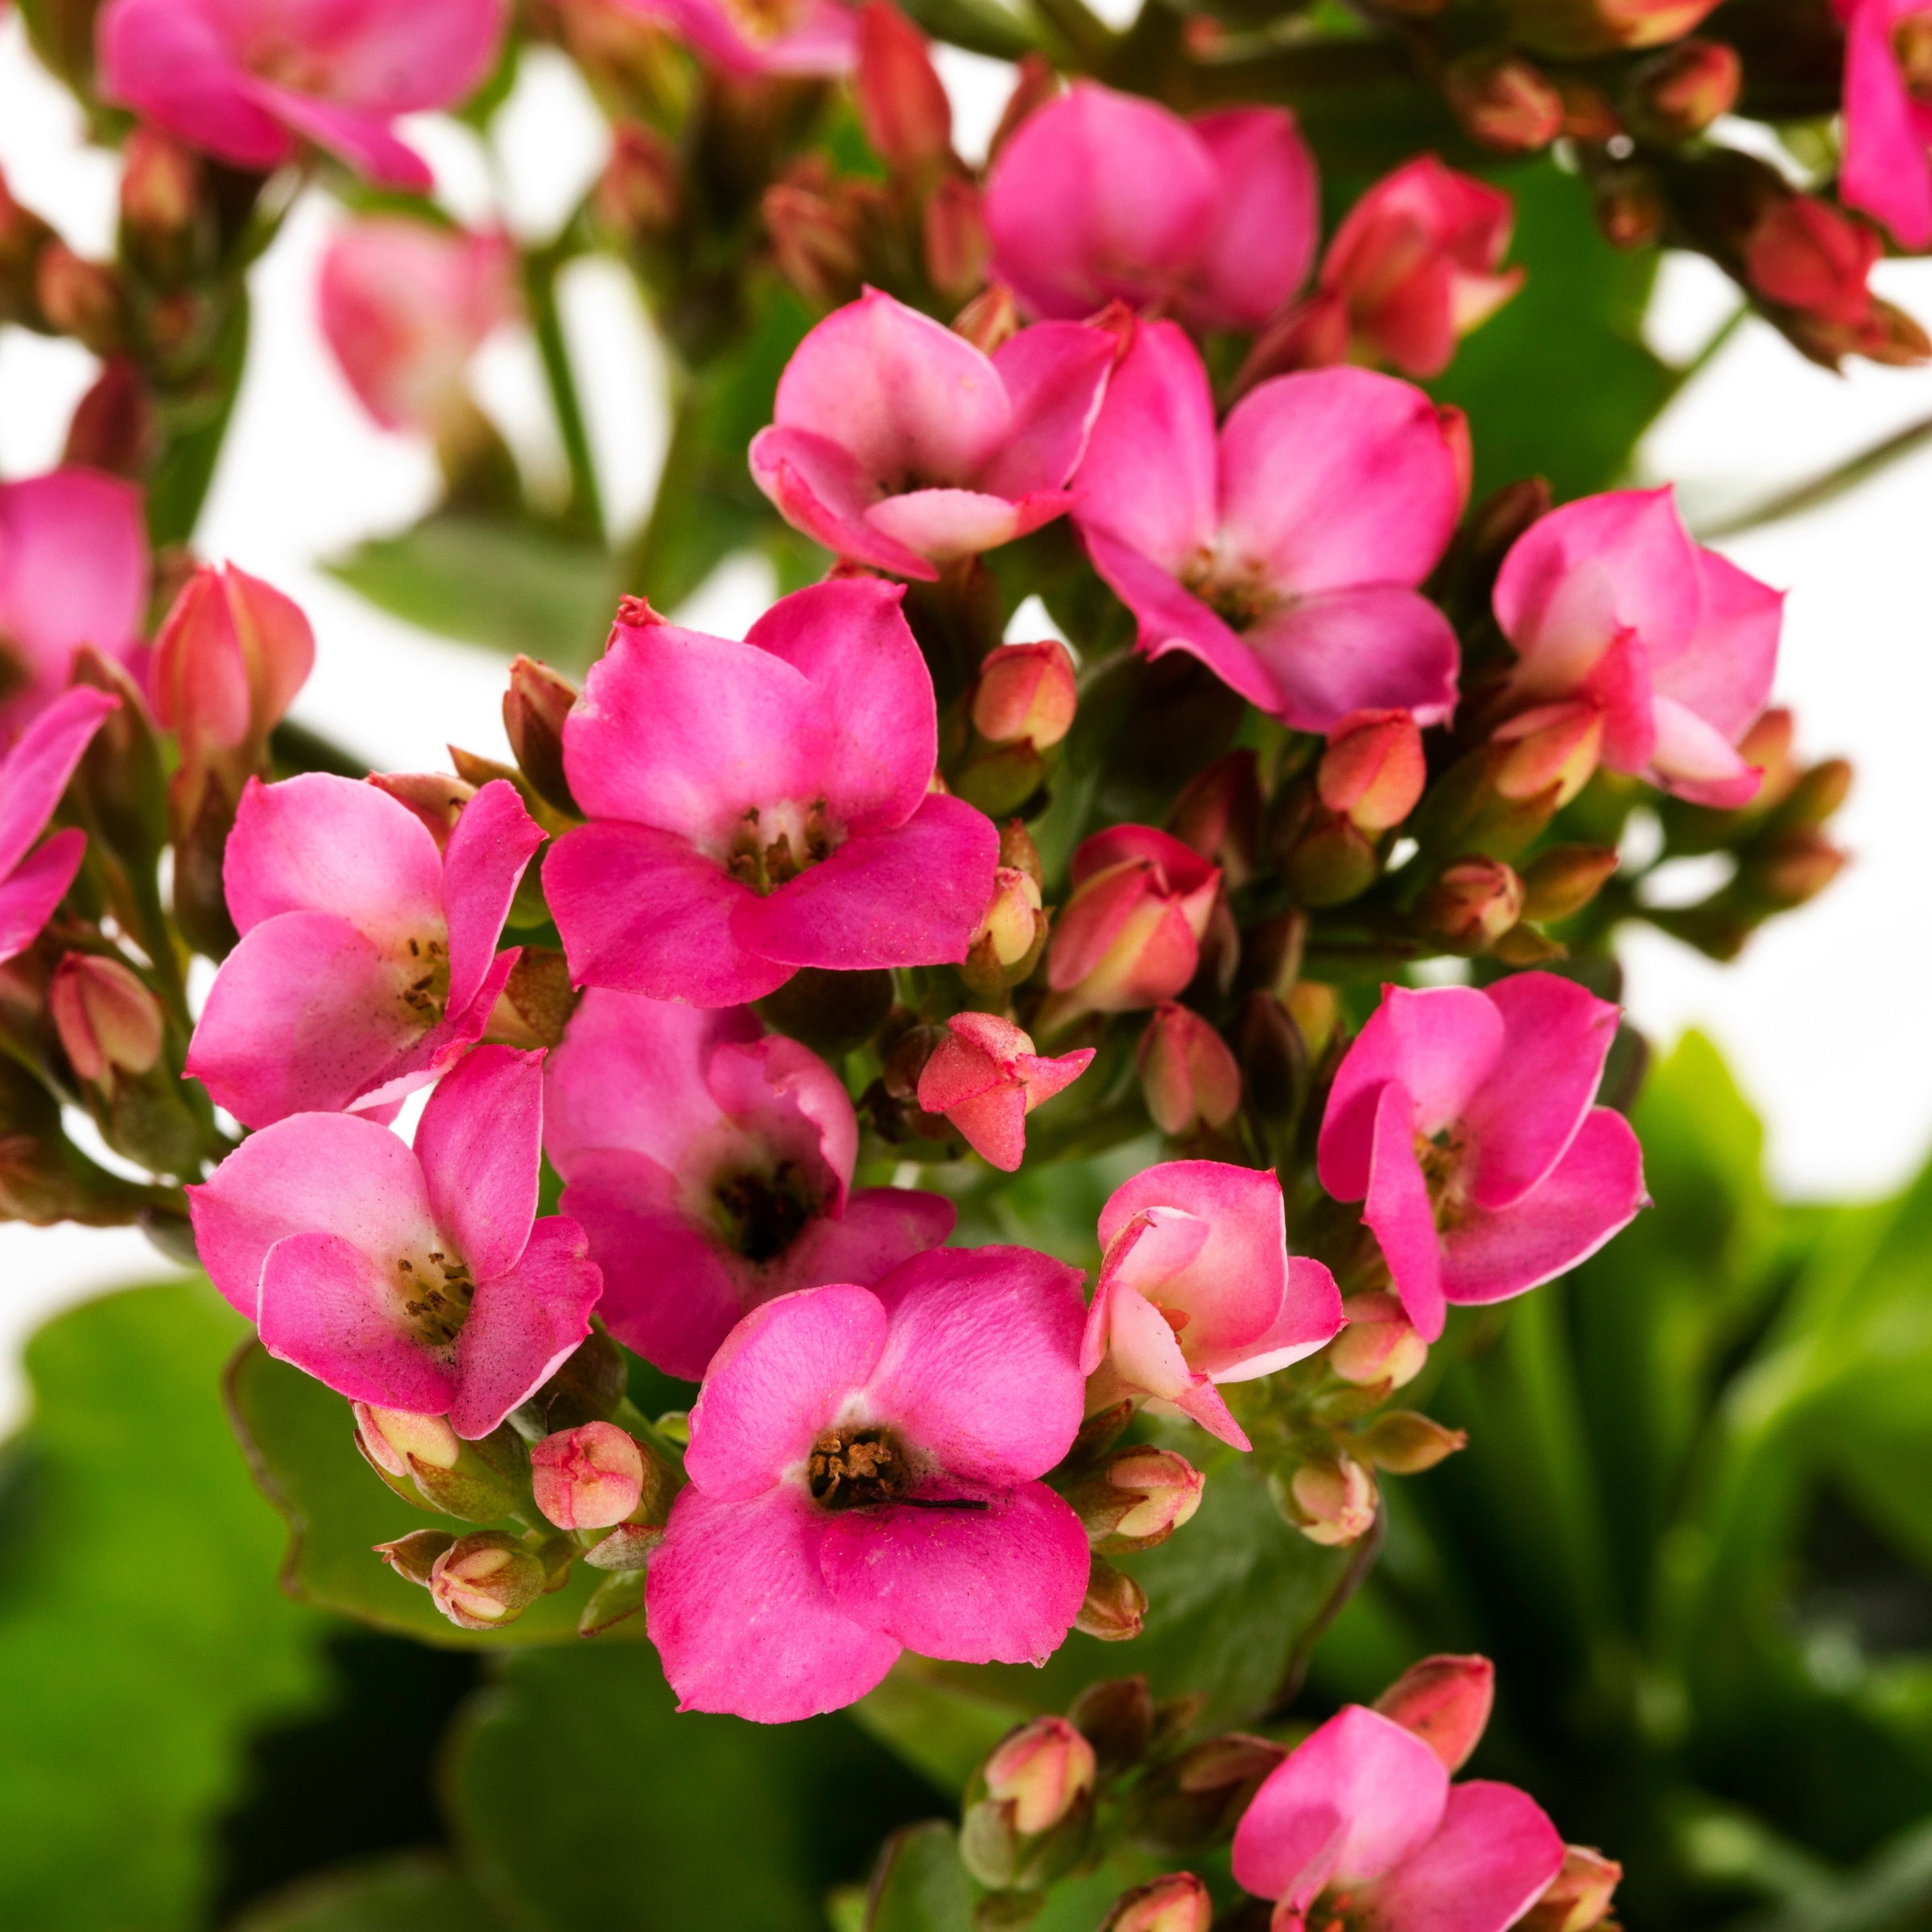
(724, 799, 836, 894)
(399, 935, 451, 1022)
(244, 31, 336, 93)
(1897, 12, 1932, 103)
(807, 1425, 911, 1510)
(1182, 550, 1282, 632)
(1414, 1124, 1471, 1232)
(719, 0, 807, 45)
(394, 1249, 477, 1349)
(712, 1160, 819, 1264)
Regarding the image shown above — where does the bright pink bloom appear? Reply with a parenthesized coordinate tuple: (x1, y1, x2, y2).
(914, 1012, 1094, 1171)
(187, 773, 543, 1129)
(188, 1045, 602, 1439)
(0, 687, 120, 966)
(543, 989, 954, 1380)
(1081, 1160, 1343, 1451)
(1316, 976, 1647, 1343)
(1493, 487, 1781, 808)
(749, 291, 1116, 580)
(547, 580, 999, 1008)
(97, 0, 507, 192)
(1046, 825, 1220, 1020)
(1072, 322, 1463, 732)
(0, 469, 149, 745)
(611, 0, 858, 74)
(1232, 1703, 1564, 1932)
(319, 219, 518, 434)
(646, 1247, 1092, 1723)
(1839, 0, 1932, 248)
(982, 83, 1319, 332)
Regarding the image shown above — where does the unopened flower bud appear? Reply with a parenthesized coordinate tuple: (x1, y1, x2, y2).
(597, 122, 679, 241)
(1100, 1873, 1212, 1932)
(1068, 1674, 1154, 1777)
(1745, 197, 1880, 326)
(954, 280, 1020, 354)
(62, 357, 155, 476)
(1418, 857, 1525, 953)
(1167, 750, 1262, 886)
(1444, 51, 1564, 155)
(1519, 844, 1620, 924)
(581, 1521, 666, 1571)
(1373, 1653, 1496, 1770)
(49, 954, 162, 1092)
(1286, 980, 1340, 1061)
(985, 1715, 1097, 1833)
(1521, 1846, 1624, 1932)
(924, 174, 989, 299)
(1000, 815, 1045, 889)
(1045, 828, 1220, 1022)
(1236, 989, 1307, 1130)
(857, 0, 952, 175)
(368, 772, 477, 851)
(1068, 1445, 1206, 1553)
(973, 642, 1076, 750)
(1330, 1290, 1427, 1389)
(120, 127, 200, 247)
(35, 244, 124, 350)
(531, 1420, 646, 1530)
(1626, 38, 1740, 141)
(1075, 1553, 1148, 1641)
(352, 1404, 527, 1521)
(1594, 166, 1668, 251)
(429, 1531, 547, 1631)
(763, 180, 867, 309)
(1282, 1452, 1378, 1545)
(1554, 74, 1621, 139)
(1510, 0, 1721, 55)
(1779, 757, 1852, 828)
(1320, 709, 1426, 834)
(1748, 826, 1846, 908)
(1126, 1734, 1287, 1856)
(1732, 707, 1797, 806)
(1286, 811, 1380, 907)
(1138, 1002, 1241, 1137)
(354, 1402, 461, 1478)
(373, 1527, 457, 1587)
(1492, 700, 1604, 806)
(981, 866, 1049, 968)
(1352, 1410, 1468, 1474)
(503, 655, 580, 817)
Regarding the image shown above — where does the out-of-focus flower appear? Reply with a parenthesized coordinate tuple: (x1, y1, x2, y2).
(0, 687, 120, 965)
(609, 0, 858, 73)
(1839, 0, 1932, 247)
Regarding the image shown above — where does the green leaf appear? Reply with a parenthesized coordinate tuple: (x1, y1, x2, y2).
(152, 286, 252, 551)
(0, 1282, 332, 1931)
(896, 0, 1038, 59)
(865, 1823, 975, 1932)
(232, 1853, 511, 1932)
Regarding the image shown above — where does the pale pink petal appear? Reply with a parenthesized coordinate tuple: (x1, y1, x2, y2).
(1358, 1781, 1565, 1932)
(980, 321, 1119, 497)
(1197, 1257, 1346, 1385)
(97, 0, 294, 171)
(1231, 586, 1461, 733)
(648, 1484, 898, 1722)
(819, 1480, 1089, 1665)
(1187, 108, 1319, 330)
(1365, 1079, 1447, 1342)
(862, 488, 1035, 561)
(1081, 1205, 1210, 1375)
(1652, 546, 1781, 739)
(710, 1034, 859, 1203)
(1842, 0, 1932, 248)
(782, 1187, 957, 1293)
(1232, 1705, 1449, 1909)
(1017, 1046, 1094, 1108)
(0, 830, 88, 966)
(440, 778, 544, 1015)
(246, 83, 432, 191)
(415, 1044, 543, 1284)
(285, 0, 507, 114)
(1104, 1265, 1197, 1401)
(686, 1283, 890, 1500)
(1645, 695, 1761, 807)
(945, 1084, 1029, 1170)
(1171, 1377, 1252, 1451)
(749, 426, 935, 579)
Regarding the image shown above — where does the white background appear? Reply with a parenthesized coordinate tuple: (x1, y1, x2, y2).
(2, 16, 1929, 1424)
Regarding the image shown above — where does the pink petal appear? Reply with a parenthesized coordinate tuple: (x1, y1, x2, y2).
(440, 778, 544, 1016)
(786, 1186, 958, 1290)
(1187, 108, 1319, 331)
(980, 321, 1120, 498)
(710, 1033, 860, 1205)
(863, 1246, 1088, 1486)
(1646, 696, 1761, 807)
(1100, 1258, 1198, 1402)
(862, 488, 1034, 562)
(1651, 546, 1781, 741)
(647, 1484, 898, 1722)
(0, 829, 88, 966)
(686, 1283, 890, 1501)
(944, 1084, 1029, 1170)
(546, 820, 792, 1006)
(733, 793, 998, 972)
(1460, 972, 1619, 1212)
(447, 1214, 602, 1438)
(1842, 0, 1932, 247)
(415, 1044, 543, 1285)
(1231, 586, 1461, 733)
(246, 83, 432, 190)
(1359, 1781, 1565, 1932)
(1170, 1377, 1253, 1449)
(1082, 1203, 1210, 1374)
(1442, 1108, 1646, 1307)
(1232, 1705, 1449, 1909)
(1017, 1046, 1094, 1108)
(749, 426, 935, 579)
(347, 946, 516, 1117)
(819, 1480, 1090, 1665)
(622, 0, 858, 74)
(0, 686, 120, 875)
(96, 0, 294, 171)
(1199, 1257, 1346, 1384)
(1364, 1079, 1447, 1343)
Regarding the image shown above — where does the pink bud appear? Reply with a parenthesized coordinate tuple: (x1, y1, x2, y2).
(1100, 1874, 1212, 1932)
(1444, 51, 1564, 153)
(1626, 38, 1740, 140)
(1745, 197, 1881, 327)
(121, 127, 200, 242)
(1492, 700, 1605, 805)
(596, 122, 679, 241)
(763, 177, 869, 308)
(1372, 1653, 1495, 1769)
(504, 655, 580, 818)
(1417, 857, 1524, 952)
(1137, 1002, 1241, 1137)
(984, 1715, 1098, 1833)
(151, 563, 315, 769)
(924, 174, 990, 299)
(1287, 1453, 1378, 1545)
(48, 954, 162, 1089)
(62, 357, 155, 477)
(1046, 827, 1221, 1023)
(429, 1531, 547, 1631)
(531, 1420, 646, 1530)
(1166, 751, 1262, 886)
(856, 0, 952, 175)
(1319, 708, 1426, 833)
(1069, 1444, 1206, 1551)
(954, 280, 1020, 354)
(916, 1010, 1094, 1170)
(353, 1402, 461, 1479)
(964, 864, 1049, 997)
(972, 642, 1077, 750)
(1521, 1846, 1623, 1932)
(1329, 1290, 1427, 1389)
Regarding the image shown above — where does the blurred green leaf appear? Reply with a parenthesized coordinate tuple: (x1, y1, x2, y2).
(153, 287, 252, 551)
(865, 1822, 975, 1932)
(898, 0, 1038, 59)
(232, 1853, 510, 1932)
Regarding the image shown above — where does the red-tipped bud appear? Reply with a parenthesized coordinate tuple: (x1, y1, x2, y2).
(967, 865, 1048, 988)
(972, 641, 1076, 749)
(120, 126, 200, 242)
(48, 954, 163, 1092)
(1320, 708, 1426, 833)
(62, 357, 155, 476)
(1736, 707, 1798, 808)
(1075, 1554, 1148, 1640)
(954, 280, 1019, 354)
(1330, 1290, 1427, 1389)
(1492, 700, 1604, 805)
(1045, 828, 1220, 1022)
(1520, 844, 1620, 923)
(1444, 52, 1564, 154)
(352, 1403, 526, 1521)
(35, 244, 123, 350)
(503, 655, 580, 817)
(1138, 1002, 1241, 1137)
(857, 1, 952, 174)
(597, 122, 680, 241)
(1554, 74, 1622, 139)
(1353, 1410, 1468, 1474)
(429, 1531, 548, 1631)
(1418, 858, 1525, 953)
(1627, 38, 1740, 140)
(984, 1716, 1098, 1833)
(1748, 826, 1847, 907)
(1510, 0, 1721, 54)
(531, 1420, 646, 1530)
(151, 563, 316, 770)
(924, 174, 989, 299)
(1745, 198, 1880, 327)
(1067, 1445, 1207, 1553)
(1100, 1874, 1212, 1932)
(1373, 1653, 1496, 1770)
(1000, 815, 1045, 889)
(1594, 165, 1668, 251)
(1167, 751, 1262, 887)
(763, 180, 867, 309)
(1521, 1846, 1624, 1932)
(373, 1528, 457, 1587)
(1283, 1452, 1378, 1545)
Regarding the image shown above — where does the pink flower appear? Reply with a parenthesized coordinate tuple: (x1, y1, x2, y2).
(1081, 1160, 1344, 1451)
(97, 0, 508, 192)
(749, 291, 1117, 580)
(187, 773, 544, 1129)
(982, 83, 1319, 332)
(188, 1045, 603, 1439)
(0, 469, 149, 745)
(1316, 975, 1647, 1343)
(319, 219, 518, 435)
(1493, 487, 1781, 808)
(0, 686, 121, 966)
(547, 580, 1000, 1007)
(646, 1246, 1092, 1723)
(1071, 321, 1463, 732)
(1839, 0, 1932, 248)
(610, 0, 858, 74)
(1232, 1703, 1564, 1932)
(543, 988, 955, 1380)
(914, 1012, 1095, 1171)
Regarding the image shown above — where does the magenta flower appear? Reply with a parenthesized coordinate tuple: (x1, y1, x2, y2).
(982, 83, 1319, 332)
(190, 1045, 601, 1438)
(547, 580, 1000, 1008)
(0, 687, 121, 966)
(0, 469, 149, 745)
(611, 0, 858, 75)
(543, 988, 955, 1380)
(1493, 487, 1781, 807)
(1081, 1161, 1343, 1450)
(749, 291, 1117, 580)
(96, 0, 508, 192)
(1316, 975, 1647, 1342)
(914, 1012, 1095, 1172)
(187, 774, 544, 1129)
(1232, 1703, 1564, 1932)
(647, 1247, 1092, 1722)
(1071, 321, 1463, 733)
(1839, 0, 1932, 247)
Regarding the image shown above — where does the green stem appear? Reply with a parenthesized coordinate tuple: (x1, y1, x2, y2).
(1024, 0, 1116, 70)
(1695, 407, 1932, 540)
(524, 244, 606, 543)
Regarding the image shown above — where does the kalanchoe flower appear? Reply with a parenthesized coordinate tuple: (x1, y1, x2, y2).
(0, 470, 149, 745)
(543, 988, 953, 1380)
(1373, 1653, 1496, 1771)
(1073, 322, 1463, 732)
(547, 581, 999, 1007)
(1493, 486, 1781, 807)
(320, 219, 518, 436)
(915, 1012, 1095, 1172)
(749, 291, 1117, 580)
(1319, 708, 1427, 833)
(187, 774, 543, 1128)
(1317, 975, 1648, 1342)
(985, 1716, 1097, 1833)
(96, 0, 508, 192)
(531, 1420, 646, 1530)
(972, 642, 1078, 751)
(1082, 1161, 1344, 1451)
(431, 1530, 549, 1630)
(188, 1046, 603, 1438)
(1838, 0, 1932, 248)
(983, 83, 1319, 332)
(1232, 1699, 1564, 1932)
(0, 687, 120, 966)
(646, 1247, 1091, 1722)
(611, 0, 859, 75)
(1285, 1449, 1379, 1545)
